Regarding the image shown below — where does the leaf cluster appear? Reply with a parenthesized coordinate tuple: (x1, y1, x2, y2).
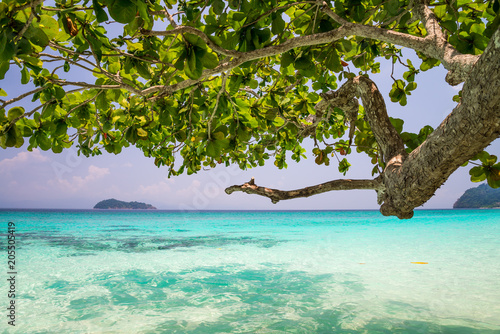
(0, 0, 497, 180)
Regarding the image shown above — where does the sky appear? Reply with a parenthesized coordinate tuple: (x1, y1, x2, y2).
(1, 51, 498, 210)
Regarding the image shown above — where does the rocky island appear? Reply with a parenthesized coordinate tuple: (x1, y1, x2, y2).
(453, 184, 500, 208)
(94, 199, 157, 210)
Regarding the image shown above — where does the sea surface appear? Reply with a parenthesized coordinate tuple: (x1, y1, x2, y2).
(0, 209, 499, 333)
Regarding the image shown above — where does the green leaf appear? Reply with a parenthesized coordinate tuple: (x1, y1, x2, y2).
(295, 56, 313, 70)
(433, 5, 446, 19)
(136, 0, 151, 23)
(493, 0, 500, 13)
(420, 58, 439, 71)
(469, 166, 487, 182)
(2, 125, 24, 148)
(135, 61, 152, 79)
(206, 140, 221, 158)
(0, 30, 7, 56)
(55, 121, 68, 137)
(338, 158, 351, 175)
(184, 33, 206, 48)
(281, 52, 294, 69)
(385, 0, 400, 16)
(441, 20, 457, 33)
(325, 49, 342, 72)
(0, 37, 15, 62)
(351, 4, 365, 23)
(107, 0, 137, 24)
(481, 154, 497, 166)
(212, 0, 225, 15)
(0, 88, 6, 97)
(52, 141, 63, 153)
(137, 127, 148, 138)
(86, 32, 103, 62)
(21, 66, 30, 84)
(0, 61, 9, 80)
(8, 106, 24, 121)
(93, 0, 109, 22)
(38, 135, 51, 151)
(199, 50, 218, 69)
(319, 19, 334, 33)
(389, 118, 404, 133)
(184, 49, 203, 79)
(472, 33, 489, 51)
(37, 15, 60, 40)
(25, 26, 50, 47)
(405, 82, 417, 93)
(174, 48, 186, 70)
(54, 86, 66, 100)
(399, 94, 407, 106)
(272, 15, 286, 35)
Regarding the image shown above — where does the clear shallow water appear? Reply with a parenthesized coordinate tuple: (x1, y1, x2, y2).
(0, 209, 499, 333)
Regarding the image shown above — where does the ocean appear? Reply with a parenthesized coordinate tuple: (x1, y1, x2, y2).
(0, 209, 499, 333)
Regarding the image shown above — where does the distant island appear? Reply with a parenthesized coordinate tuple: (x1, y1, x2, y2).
(453, 183, 500, 208)
(93, 199, 157, 210)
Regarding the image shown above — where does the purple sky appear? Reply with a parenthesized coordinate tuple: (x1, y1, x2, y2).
(1, 55, 498, 210)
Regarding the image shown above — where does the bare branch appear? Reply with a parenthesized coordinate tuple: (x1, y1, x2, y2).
(66, 90, 103, 116)
(155, 8, 178, 28)
(1, 87, 48, 110)
(39, 53, 100, 74)
(12, 0, 42, 13)
(13, 6, 35, 44)
(208, 73, 227, 140)
(226, 177, 383, 203)
(48, 42, 100, 69)
(49, 79, 145, 96)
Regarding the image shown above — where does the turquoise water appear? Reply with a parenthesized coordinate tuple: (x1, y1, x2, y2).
(1, 209, 499, 333)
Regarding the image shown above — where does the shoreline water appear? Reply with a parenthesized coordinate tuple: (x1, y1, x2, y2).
(0, 209, 499, 333)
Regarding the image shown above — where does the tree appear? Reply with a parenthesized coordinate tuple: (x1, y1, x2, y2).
(0, 0, 499, 218)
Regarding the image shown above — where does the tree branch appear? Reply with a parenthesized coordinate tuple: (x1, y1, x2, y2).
(380, 26, 500, 218)
(1, 87, 47, 110)
(319, 76, 406, 163)
(143, 27, 349, 96)
(13, 4, 35, 44)
(141, 27, 241, 57)
(225, 177, 383, 203)
(321, 1, 479, 85)
(140, 2, 480, 98)
(410, 0, 479, 85)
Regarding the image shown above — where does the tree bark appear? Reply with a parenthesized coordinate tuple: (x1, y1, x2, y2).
(380, 27, 500, 218)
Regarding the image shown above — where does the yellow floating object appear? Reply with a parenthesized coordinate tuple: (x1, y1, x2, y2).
(411, 262, 428, 264)
(359, 263, 366, 265)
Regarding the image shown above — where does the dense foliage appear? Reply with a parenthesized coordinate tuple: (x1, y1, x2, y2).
(453, 183, 500, 208)
(0, 0, 499, 189)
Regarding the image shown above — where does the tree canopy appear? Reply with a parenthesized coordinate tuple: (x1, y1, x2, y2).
(0, 0, 499, 218)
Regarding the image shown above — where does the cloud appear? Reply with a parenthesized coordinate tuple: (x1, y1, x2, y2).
(175, 179, 202, 198)
(0, 149, 49, 172)
(138, 179, 173, 196)
(48, 165, 110, 191)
